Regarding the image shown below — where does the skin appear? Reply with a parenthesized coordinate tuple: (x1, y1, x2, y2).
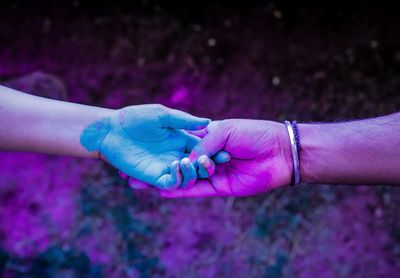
(124, 119, 290, 195)
(298, 114, 400, 185)
(88, 104, 228, 189)
(0, 85, 113, 158)
(160, 119, 292, 197)
(0, 85, 229, 189)
(159, 113, 400, 198)
(3, 85, 399, 196)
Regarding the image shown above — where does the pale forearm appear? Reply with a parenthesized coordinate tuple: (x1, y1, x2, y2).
(0, 85, 114, 158)
(299, 113, 400, 185)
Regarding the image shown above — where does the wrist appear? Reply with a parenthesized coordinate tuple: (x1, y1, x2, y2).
(277, 122, 295, 186)
(80, 109, 116, 159)
(298, 118, 400, 185)
(297, 123, 322, 183)
(282, 114, 400, 186)
(298, 123, 346, 184)
(283, 121, 302, 186)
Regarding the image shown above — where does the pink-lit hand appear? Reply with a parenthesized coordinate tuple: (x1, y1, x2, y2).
(161, 119, 293, 197)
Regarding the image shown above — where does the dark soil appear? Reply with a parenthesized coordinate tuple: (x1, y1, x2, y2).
(0, 1, 399, 277)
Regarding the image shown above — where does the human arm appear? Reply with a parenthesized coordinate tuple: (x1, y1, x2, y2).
(0, 84, 113, 158)
(0, 85, 214, 188)
(299, 113, 400, 185)
(161, 113, 400, 198)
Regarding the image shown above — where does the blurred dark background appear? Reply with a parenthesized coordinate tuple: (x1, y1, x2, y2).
(0, 0, 399, 277)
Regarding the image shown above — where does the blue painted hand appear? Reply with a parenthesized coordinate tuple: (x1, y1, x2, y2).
(80, 104, 212, 189)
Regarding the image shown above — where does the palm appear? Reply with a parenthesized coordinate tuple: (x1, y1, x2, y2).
(100, 105, 208, 188)
(104, 130, 186, 181)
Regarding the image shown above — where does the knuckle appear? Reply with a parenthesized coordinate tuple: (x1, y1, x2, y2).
(207, 120, 220, 132)
(153, 104, 167, 113)
(151, 104, 170, 125)
(220, 119, 233, 128)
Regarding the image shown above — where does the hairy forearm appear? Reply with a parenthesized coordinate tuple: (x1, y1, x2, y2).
(299, 113, 400, 185)
(0, 85, 114, 158)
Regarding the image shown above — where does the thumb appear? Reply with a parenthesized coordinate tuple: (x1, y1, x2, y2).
(189, 121, 228, 163)
(162, 108, 211, 130)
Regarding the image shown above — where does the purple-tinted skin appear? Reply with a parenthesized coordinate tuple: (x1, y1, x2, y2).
(161, 119, 292, 197)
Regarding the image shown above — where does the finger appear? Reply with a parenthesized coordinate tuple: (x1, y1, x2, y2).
(163, 108, 210, 130)
(206, 120, 221, 133)
(118, 170, 129, 180)
(177, 130, 200, 153)
(189, 121, 227, 162)
(197, 160, 209, 178)
(186, 128, 208, 138)
(160, 180, 218, 198)
(154, 160, 182, 190)
(197, 155, 215, 178)
(129, 177, 151, 189)
(180, 158, 197, 188)
(212, 151, 231, 164)
(159, 129, 199, 156)
(169, 160, 183, 189)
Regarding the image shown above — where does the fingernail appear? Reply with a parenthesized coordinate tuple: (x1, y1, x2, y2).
(224, 153, 231, 160)
(181, 158, 190, 168)
(199, 155, 210, 168)
(196, 119, 211, 129)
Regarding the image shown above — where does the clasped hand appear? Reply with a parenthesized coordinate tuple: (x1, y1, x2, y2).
(83, 105, 292, 197)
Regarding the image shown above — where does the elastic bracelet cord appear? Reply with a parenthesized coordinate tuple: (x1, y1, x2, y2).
(284, 120, 301, 186)
(292, 121, 301, 152)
